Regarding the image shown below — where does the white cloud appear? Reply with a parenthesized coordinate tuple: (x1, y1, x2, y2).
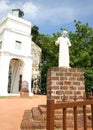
(0, 0, 10, 12)
(0, 0, 19, 18)
(0, 0, 39, 20)
(32, 0, 93, 26)
(38, 6, 75, 25)
(22, 2, 39, 18)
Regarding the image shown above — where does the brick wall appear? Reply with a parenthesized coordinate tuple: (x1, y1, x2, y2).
(47, 67, 85, 103)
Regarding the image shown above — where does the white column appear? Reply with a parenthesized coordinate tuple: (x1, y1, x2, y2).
(0, 54, 10, 96)
(22, 57, 33, 96)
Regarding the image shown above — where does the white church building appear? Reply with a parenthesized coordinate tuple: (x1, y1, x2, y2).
(0, 9, 33, 96)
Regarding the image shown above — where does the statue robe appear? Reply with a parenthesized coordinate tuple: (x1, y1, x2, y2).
(56, 36, 71, 67)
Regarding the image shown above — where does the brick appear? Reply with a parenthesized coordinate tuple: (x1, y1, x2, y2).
(51, 77, 59, 80)
(64, 81, 71, 85)
(54, 114, 63, 120)
(68, 68, 77, 73)
(62, 86, 69, 90)
(67, 108, 73, 113)
(51, 81, 57, 86)
(78, 86, 85, 90)
(60, 77, 68, 80)
(56, 91, 63, 95)
(51, 90, 56, 95)
(65, 72, 72, 76)
(70, 86, 76, 90)
(73, 73, 81, 77)
(56, 73, 64, 76)
(69, 77, 76, 81)
(54, 120, 63, 128)
(28, 121, 46, 129)
(52, 96, 60, 99)
(77, 77, 84, 81)
(51, 72, 57, 77)
(56, 81, 63, 85)
(51, 86, 59, 90)
(38, 105, 47, 115)
(65, 91, 73, 95)
(23, 112, 32, 120)
(67, 115, 74, 120)
(20, 91, 29, 97)
(32, 107, 42, 120)
(76, 68, 84, 73)
(59, 67, 68, 72)
(76, 91, 81, 95)
(55, 109, 62, 114)
(73, 81, 80, 85)
(47, 87, 51, 91)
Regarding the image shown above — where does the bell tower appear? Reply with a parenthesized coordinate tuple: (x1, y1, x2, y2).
(0, 9, 33, 96)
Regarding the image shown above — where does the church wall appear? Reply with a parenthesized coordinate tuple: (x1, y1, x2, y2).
(0, 28, 31, 56)
(0, 12, 33, 96)
(0, 55, 10, 95)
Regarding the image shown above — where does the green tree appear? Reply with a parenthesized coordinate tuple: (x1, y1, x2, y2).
(37, 33, 60, 93)
(69, 20, 93, 91)
(31, 25, 39, 43)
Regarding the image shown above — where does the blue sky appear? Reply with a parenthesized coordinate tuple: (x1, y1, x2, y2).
(0, 0, 93, 34)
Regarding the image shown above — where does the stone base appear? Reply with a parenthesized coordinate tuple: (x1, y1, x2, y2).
(47, 67, 85, 103)
(20, 91, 29, 97)
(20, 88, 29, 97)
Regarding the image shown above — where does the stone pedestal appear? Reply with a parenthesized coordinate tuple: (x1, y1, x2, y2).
(20, 81, 29, 97)
(20, 89, 29, 97)
(47, 67, 85, 103)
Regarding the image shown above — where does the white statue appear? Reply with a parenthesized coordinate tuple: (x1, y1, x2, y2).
(55, 30, 71, 68)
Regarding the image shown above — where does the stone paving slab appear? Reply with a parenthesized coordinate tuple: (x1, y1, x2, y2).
(0, 95, 46, 130)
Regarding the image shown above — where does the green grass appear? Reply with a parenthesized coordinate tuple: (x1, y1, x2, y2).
(0, 96, 19, 99)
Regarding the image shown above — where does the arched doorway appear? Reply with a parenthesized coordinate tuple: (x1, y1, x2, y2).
(8, 58, 24, 94)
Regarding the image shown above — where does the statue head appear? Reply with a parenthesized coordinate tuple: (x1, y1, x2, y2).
(62, 30, 68, 38)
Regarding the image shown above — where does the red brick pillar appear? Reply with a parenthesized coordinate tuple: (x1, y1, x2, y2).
(47, 67, 85, 103)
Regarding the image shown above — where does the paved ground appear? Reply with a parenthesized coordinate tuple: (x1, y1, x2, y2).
(0, 95, 46, 130)
(0, 95, 92, 130)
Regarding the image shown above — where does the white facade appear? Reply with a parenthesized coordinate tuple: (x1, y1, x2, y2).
(0, 12, 33, 96)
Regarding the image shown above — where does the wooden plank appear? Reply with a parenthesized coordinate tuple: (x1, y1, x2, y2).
(63, 108, 67, 130)
(91, 104, 93, 130)
(83, 105, 87, 130)
(47, 99, 54, 130)
(74, 107, 78, 130)
(54, 100, 93, 109)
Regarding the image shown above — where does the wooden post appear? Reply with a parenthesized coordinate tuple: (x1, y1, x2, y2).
(74, 107, 78, 130)
(83, 105, 87, 130)
(47, 99, 54, 130)
(63, 108, 67, 130)
(91, 104, 93, 130)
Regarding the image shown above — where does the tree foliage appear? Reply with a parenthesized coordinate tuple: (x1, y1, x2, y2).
(36, 33, 60, 93)
(31, 25, 39, 43)
(69, 20, 93, 91)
